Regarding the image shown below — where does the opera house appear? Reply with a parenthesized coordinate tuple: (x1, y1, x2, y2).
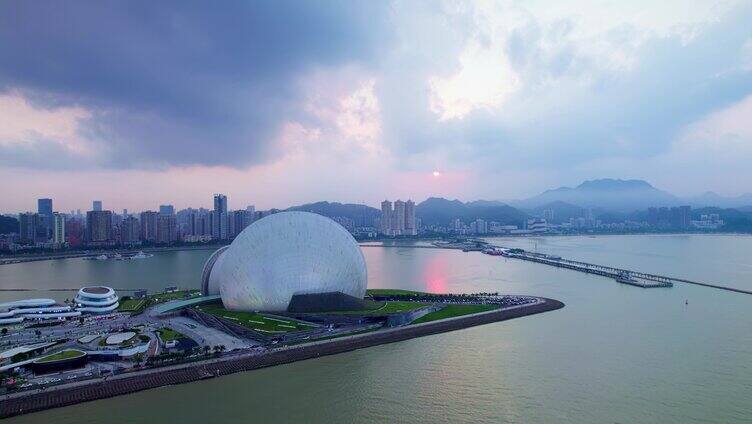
(202, 211, 368, 312)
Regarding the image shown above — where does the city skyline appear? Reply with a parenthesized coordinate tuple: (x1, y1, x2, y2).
(1, 1, 752, 212)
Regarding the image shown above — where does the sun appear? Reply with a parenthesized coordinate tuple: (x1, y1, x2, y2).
(432, 170, 441, 177)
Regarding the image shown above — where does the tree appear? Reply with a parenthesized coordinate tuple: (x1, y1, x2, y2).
(35, 330, 42, 338)
(1, 328, 7, 336)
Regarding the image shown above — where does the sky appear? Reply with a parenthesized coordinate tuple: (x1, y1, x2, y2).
(1, 0, 751, 213)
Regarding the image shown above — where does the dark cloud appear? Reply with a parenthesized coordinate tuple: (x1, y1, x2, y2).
(0, 0, 390, 168)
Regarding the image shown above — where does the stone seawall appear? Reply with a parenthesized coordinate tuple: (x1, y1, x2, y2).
(1, 298, 564, 419)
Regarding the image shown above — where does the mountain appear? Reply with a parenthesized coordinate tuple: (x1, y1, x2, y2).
(686, 191, 752, 209)
(516, 179, 680, 212)
(416, 197, 527, 226)
(286, 201, 380, 226)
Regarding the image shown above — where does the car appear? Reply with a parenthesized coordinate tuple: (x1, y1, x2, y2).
(67, 375, 77, 380)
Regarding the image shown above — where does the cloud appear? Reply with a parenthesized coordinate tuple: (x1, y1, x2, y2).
(0, 0, 391, 169)
(1, 0, 752, 210)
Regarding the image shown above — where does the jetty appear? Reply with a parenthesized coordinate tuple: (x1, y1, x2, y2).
(489, 248, 752, 295)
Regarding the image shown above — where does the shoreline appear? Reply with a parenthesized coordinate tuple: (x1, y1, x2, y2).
(0, 297, 564, 419)
(0, 245, 224, 266)
(3, 233, 751, 265)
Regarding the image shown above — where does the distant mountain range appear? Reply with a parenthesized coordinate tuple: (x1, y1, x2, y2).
(509, 178, 752, 213)
(415, 197, 527, 226)
(286, 201, 380, 225)
(510, 179, 679, 212)
(283, 179, 752, 228)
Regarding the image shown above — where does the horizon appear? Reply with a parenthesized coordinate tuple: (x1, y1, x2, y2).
(2, 1, 752, 211)
(3, 176, 751, 215)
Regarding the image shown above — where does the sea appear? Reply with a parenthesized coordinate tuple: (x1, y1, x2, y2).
(2, 234, 751, 423)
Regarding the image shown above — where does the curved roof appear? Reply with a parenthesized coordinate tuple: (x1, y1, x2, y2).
(214, 211, 367, 312)
(201, 246, 230, 295)
(0, 298, 56, 311)
(81, 286, 110, 295)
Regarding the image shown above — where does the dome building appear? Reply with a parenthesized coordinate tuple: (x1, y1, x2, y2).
(202, 211, 368, 312)
(74, 286, 119, 313)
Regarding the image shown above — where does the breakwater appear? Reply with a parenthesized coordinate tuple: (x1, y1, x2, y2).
(500, 251, 752, 295)
(0, 298, 563, 419)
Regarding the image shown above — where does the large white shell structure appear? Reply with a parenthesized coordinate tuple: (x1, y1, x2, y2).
(203, 211, 367, 312)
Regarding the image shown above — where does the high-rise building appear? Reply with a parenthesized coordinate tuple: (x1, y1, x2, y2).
(86, 210, 113, 243)
(92, 201, 102, 212)
(65, 218, 84, 247)
(19, 213, 41, 244)
(140, 211, 159, 242)
(229, 210, 253, 238)
(393, 200, 406, 235)
(37, 198, 53, 217)
(186, 210, 211, 237)
(471, 218, 488, 234)
(120, 216, 140, 244)
(380, 200, 392, 235)
(37, 198, 53, 241)
(405, 200, 417, 235)
(212, 194, 228, 240)
(53, 212, 66, 246)
(159, 205, 175, 216)
(380, 199, 417, 236)
(122, 209, 128, 217)
(156, 214, 177, 244)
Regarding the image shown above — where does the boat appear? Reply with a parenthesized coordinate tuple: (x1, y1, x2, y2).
(131, 251, 149, 259)
(95, 254, 108, 260)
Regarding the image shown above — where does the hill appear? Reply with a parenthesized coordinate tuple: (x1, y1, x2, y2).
(416, 197, 527, 226)
(286, 201, 380, 227)
(517, 179, 679, 212)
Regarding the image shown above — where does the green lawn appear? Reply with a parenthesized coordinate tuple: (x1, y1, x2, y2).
(330, 301, 430, 316)
(148, 289, 201, 304)
(195, 304, 314, 333)
(157, 327, 184, 342)
(411, 304, 498, 324)
(366, 289, 430, 297)
(36, 349, 85, 363)
(117, 298, 146, 312)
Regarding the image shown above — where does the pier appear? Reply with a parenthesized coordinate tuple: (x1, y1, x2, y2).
(492, 248, 752, 295)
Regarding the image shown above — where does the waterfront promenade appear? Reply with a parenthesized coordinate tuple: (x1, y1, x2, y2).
(0, 297, 563, 419)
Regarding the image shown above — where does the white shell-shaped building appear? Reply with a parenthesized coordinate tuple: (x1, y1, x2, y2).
(202, 211, 367, 312)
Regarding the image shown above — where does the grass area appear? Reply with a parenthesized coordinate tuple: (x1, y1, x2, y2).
(36, 349, 85, 363)
(195, 304, 314, 333)
(330, 300, 430, 316)
(148, 289, 201, 304)
(366, 289, 430, 297)
(157, 327, 184, 342)
(411, 304, 498, 324)
(117, 298, 146, 312)
(117, 289, 202, 315)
